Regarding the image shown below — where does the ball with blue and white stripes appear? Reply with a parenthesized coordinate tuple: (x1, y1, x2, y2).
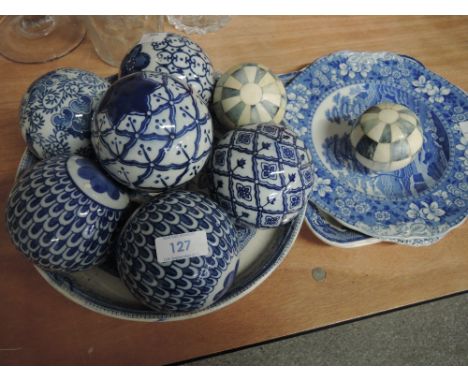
(350, 103, 423, 172)
(212, 63, 287, 130)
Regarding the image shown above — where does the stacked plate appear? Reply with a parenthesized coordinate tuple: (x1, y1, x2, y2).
(283, 51, 468, 247)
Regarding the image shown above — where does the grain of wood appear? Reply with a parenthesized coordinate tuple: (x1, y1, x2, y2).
(0, 16, 467, 365)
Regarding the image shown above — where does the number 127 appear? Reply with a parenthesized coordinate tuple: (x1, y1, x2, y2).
(170, 240, 190, 253)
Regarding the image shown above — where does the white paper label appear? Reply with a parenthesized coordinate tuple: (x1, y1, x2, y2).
(155, 230, 209, 263)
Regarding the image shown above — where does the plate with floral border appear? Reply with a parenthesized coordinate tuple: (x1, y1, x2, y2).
(305, 201, 380, 248)
(306, 201, 457, 247)
(285, 51, 468, 241)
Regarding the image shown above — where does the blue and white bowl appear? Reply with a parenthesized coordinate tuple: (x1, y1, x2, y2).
(91, 71, 213, 192)
(7, 155, 129, 272)
(116, 190, 239, 313)
(211, 123, 314, 228)
(19, 68, 109, 159)
(120, 33, 215, 104)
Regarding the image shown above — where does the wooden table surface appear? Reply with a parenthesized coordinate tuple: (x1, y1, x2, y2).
(0, 16, 467, 365)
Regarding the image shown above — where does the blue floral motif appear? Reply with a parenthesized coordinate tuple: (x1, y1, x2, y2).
(236, 184, 252, 201)
(20, 68, 109, 159)
(412, 75, 451, 103)
(289, 194, 302, 208)
(76, 158, 121, 200)
(261, 163, 277, 179)
(236, 132, 253, 145)
(264, 216, 280, 226)
(52, 96, 92, 139)
(281, 146, 296, 160)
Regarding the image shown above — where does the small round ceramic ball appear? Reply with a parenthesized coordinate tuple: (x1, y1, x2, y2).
(6, 155, 129, 272)
(211, 123, 314, 228)
(19, 68, 109, 159)
(91, 71, 213, 192)
(212, 63, 287, 130)
(120, 33, 215, 104)
(116, 190, 239, 313)
(350, 102, 423, 172)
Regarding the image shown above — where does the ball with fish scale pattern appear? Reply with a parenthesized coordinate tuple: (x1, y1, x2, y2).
(6, 155, 129, 272)
(116, 190, 239, 314)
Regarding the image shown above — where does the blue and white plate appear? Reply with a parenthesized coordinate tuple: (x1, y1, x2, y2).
(16, 149, 304, 321)
(286, 51, 468, 241)
(306, 201, 453, 247)
(305, 201, 380, 248)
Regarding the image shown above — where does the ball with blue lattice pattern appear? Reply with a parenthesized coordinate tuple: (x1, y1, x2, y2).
(91, 71, 213, 192)
(211, 123, 313, 228)
(350, 102, 423, 172)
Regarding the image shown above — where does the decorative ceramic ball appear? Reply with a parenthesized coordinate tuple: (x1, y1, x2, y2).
(211, 123, 314, 228)
(19, 68, 109, 159)
(91, 71, 213, 192)
(350, 102, 423, 172)
(212, 63, 287, 130)
(120, 33, 215, 104)
(6, 155, 129, 272)
(116, 190, 239, 313)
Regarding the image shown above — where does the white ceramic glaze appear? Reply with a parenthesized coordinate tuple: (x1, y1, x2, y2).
(92, 71, 213, 192)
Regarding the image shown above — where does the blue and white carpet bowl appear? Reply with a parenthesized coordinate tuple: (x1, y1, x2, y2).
(211, 123, 314, 228)
(19, 68, 109, 159)
(120, 33, 215, 104)
(7, 155, 130, 272)
(91, 71, 213, 192)
(212, 63, 287, 130)
(350, 102, 423, 172)
(116, 190, 239, 313)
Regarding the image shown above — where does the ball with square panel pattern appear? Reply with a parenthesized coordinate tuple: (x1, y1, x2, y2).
(212, 63, 287, 130)
(350, 102, 423, 172)
(211, 123, 313, 228)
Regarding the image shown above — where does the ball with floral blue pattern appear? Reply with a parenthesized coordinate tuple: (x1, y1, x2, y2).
(19, 68, 109, 159)
(6, 155, 129, 272)
(211, 123, 314, 228)
(91, 71, 213, 192)
(120, 33, 215, 103)
(116, 190, 239, 313)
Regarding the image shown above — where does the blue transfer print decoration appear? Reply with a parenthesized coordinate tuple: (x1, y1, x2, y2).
(19, 68, 109, 159)
(285, 51, 468, 240)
